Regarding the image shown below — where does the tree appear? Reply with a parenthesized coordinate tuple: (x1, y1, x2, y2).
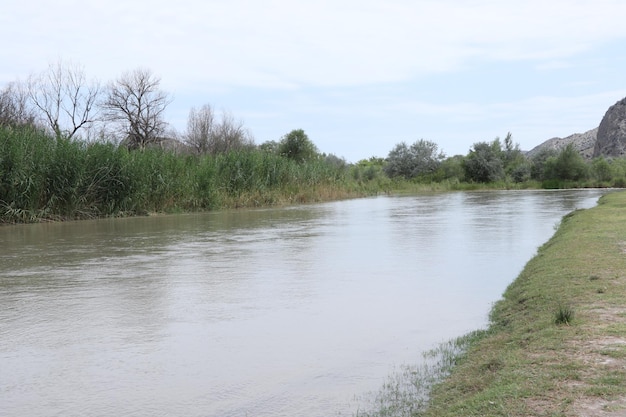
(185, 104, 253, 155)
(463, 139, 505, 183)
(529, 147, 558, 180)
(543, 144, 589, 181)
(211, 111, 254, 154)
(502, 132, 525, 171)
(278, 129, 318, 162)
(259, 140, 280, 154)
(0, 81, 35, 127)
(27, 60, 100, 139)
(591, 156, 612, 182)
(383, 139, 445, 179)
(438, 154, 465, 181)
(102, 68, 171, 150)
(185, 104, 214, 154)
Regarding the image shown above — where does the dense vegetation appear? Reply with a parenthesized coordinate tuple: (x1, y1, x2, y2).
(0, 126, 391, 223)
(2, 62, 626, 224)
(4, 123, 626, 224)
(384, 134, 626, 189)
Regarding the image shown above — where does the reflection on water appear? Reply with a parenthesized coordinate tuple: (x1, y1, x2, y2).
(0, 189, 608, 416)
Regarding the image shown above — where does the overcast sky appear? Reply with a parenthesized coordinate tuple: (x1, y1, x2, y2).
(3, 0, 626, 162)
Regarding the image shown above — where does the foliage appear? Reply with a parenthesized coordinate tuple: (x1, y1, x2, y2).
(278, 129, 319, 163)
(463, 139, 505, 183)
(509, 162, 531, 183)
(383, 139, 445, 180)
(502, 133, 528, 182)
(0, 125, 379, 223)
(542, 144, 589, 182)
(435, 154, 465, 182)
(258, 140, 280, 154)
(591, 156, 612, 182)
(529, 147, 559, 180)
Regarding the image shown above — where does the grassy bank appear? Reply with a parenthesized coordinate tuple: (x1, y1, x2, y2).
(424, 190, 626, 416)
(356, 190, 626, 417)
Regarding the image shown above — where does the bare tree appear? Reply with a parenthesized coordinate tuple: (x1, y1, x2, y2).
(185, 104, 253, 155)
(186, 104, 215, 154)
(0, 81, 36, 127)
(212, 111, 254, 154)
(27, 60, 100, 139)
(102, 68, 171, 150)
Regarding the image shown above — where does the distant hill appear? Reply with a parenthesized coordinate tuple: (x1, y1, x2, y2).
(526, 97, 626, 161)
(526, 128, 598, 160)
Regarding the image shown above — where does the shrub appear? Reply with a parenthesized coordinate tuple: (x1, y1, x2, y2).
(383, 139, 445, 180)
(591, 157, 612, 182)
(278, 129, 319, 163)
(543, 144, 589, 181)
(463, 139, 505, 183)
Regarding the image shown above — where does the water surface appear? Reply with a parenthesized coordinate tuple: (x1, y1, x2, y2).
(0, 190, 607, 416)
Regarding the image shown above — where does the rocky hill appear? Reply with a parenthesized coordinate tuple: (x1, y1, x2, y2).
(593, 97, 626, 158)
(527, 97, 626, 160)
(526, 128, 598, 160)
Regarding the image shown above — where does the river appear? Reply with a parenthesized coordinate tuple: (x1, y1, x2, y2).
(0, 189, 608, 416)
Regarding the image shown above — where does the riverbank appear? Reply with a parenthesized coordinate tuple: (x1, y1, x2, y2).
(422, 190, 626, 416)
(2, 125, 607, 225)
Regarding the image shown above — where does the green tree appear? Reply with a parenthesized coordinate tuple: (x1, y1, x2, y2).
(501, 132, 525, 178)
(353, 157, 385, 182)
(529, 148, 558, 180)
(258, 140, 280, 154)
(437, 155, 465, 181)
(383, 139, 445, 179)
(591, 157, 612, 182)
(463, 139, 505, 183)
(543, 144, 588, 181)
(510, 162, 531, 183)
(278, 129, 318, 163)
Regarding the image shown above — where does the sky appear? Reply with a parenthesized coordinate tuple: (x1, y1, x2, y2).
(2, 0, 626, 162)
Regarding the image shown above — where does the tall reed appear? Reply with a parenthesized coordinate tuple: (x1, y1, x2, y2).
(0, 126, 377, 223)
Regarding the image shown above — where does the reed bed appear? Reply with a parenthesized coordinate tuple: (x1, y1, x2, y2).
(0, 126, 383, 223)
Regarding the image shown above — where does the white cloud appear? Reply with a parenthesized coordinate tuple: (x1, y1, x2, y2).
(4, 0, 626, 88)
(3, 0, 626, 162)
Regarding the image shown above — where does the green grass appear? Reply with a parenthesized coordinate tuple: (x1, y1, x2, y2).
(354, 331, 486, 417)
(554, 303, 575, 325)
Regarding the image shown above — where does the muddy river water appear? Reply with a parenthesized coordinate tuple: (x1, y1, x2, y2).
(0, 189, 608, 416)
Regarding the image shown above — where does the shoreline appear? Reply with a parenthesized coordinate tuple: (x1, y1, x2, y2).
(423, 190, 626, 416)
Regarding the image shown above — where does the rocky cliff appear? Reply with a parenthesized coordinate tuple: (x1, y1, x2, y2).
(527, 97, 626, 160)
(526, 128, 598, 160)
(593, 97, 626, 158)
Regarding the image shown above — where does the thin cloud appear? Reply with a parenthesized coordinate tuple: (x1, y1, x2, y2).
(4, 0, 626, 87)
(3, 0, 626, 162)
